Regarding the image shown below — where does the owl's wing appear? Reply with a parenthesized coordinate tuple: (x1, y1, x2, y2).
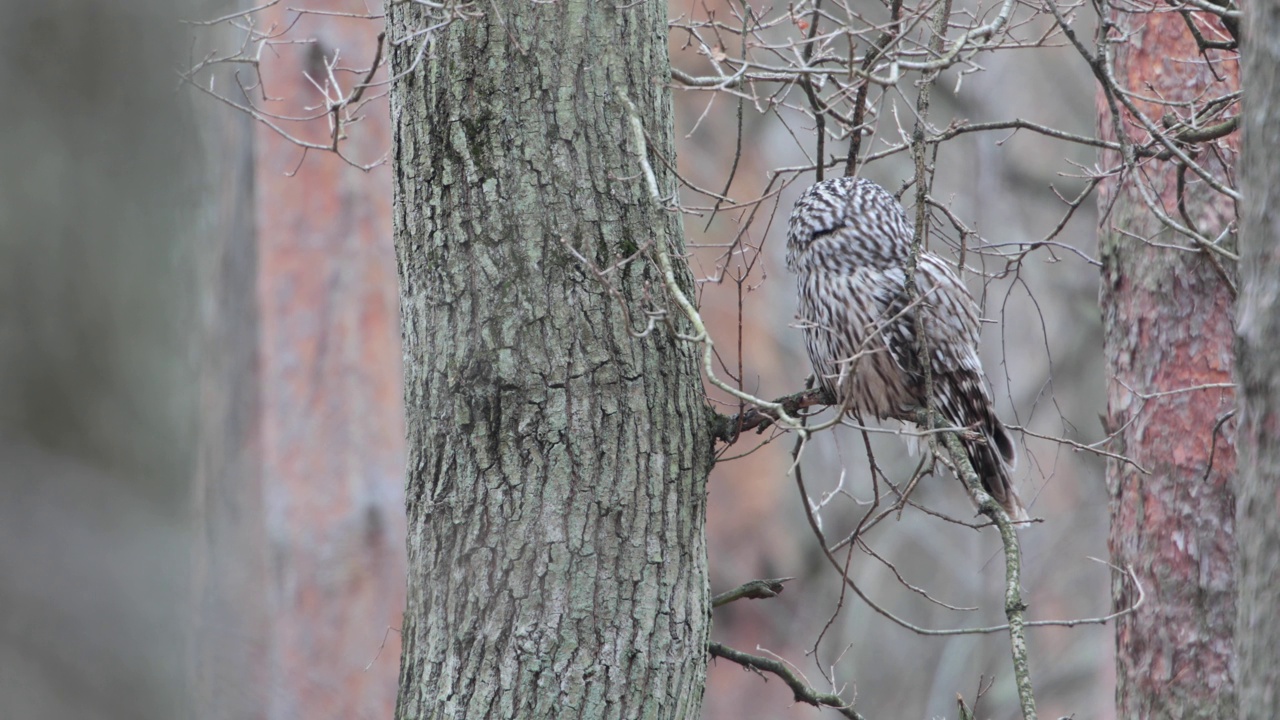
(915, 254, 1017, 469)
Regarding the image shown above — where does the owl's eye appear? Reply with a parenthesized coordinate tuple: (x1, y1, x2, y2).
(808, 226, 839, 242)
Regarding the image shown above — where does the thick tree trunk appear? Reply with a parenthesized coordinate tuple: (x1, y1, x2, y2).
(388, 3, 714, 718)
(1096, 10, 1238, 720)
(1236, 2, 1280, 716)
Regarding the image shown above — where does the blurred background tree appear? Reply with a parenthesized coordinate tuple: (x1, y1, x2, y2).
(1, 2, 224, 718)
(0, 2, 403, 719)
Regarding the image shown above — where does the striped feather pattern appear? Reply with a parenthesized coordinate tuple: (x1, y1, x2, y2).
(786, 177, 1027, 521)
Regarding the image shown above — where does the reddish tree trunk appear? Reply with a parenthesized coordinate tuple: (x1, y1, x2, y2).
(239, 7, 407, 719)
(1096, 8, 1239, 719)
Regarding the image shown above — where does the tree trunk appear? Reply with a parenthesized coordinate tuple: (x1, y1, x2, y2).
(388, 3, 714, 718)
(250, 7, 407, 718)
(1096, 10, 1238, 720)
(190, 55, 267, 720)
(1236, 2, 1280, 715)
(0, 3, 211, 719)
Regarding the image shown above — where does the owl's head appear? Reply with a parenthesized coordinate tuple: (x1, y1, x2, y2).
(785, 177, 913, 273)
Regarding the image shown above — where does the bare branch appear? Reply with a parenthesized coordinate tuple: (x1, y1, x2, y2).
(712, 577, 795, 608)
(708, 642, 868, 720)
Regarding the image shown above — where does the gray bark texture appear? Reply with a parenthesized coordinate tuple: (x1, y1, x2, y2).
(1096, 10, 1238, 719)
(387, 2, 715, 718)
(1236, 2, 1280, 716)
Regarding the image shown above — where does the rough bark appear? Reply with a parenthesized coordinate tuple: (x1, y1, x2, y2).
(388, 2, 714, 718)
(1096, 9, 1238, 719)
(1236, 3, 1280, 716)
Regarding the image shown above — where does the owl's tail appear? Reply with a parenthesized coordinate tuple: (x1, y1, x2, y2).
(965, 419, 1029, 522)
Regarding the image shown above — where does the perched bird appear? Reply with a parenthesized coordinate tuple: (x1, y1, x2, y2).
(785, 177, 1027, 521)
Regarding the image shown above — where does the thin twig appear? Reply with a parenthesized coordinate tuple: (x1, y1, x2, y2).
(923, 410, 1037, 720)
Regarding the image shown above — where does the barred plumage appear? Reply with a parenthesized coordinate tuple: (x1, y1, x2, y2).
(785, 177, 1027, 521)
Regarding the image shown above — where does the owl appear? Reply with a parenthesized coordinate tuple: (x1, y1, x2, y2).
(785, 177, 1027, 521)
